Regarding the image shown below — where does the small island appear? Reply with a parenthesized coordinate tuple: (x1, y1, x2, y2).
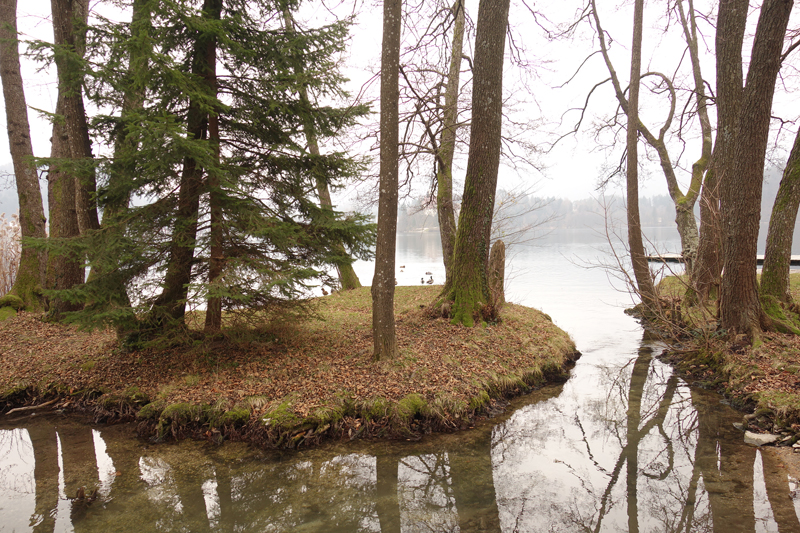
(0, 286, 578, 448)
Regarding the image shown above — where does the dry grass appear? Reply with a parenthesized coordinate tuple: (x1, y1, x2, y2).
(0, 212, 20, 296)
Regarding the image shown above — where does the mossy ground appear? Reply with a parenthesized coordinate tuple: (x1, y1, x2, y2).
(0, 286, 577, 448)
(657, 272, 800, 434)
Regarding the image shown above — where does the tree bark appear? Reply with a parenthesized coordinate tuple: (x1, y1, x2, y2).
(46, 94, 83, 318)
(694, 156, 722, 300)
(625, 0, 657, 309)
(151, 0, 220, 327)
(0, 0, 47, 308)
(719, 0, 793, 336)
(444, 0, 510, 327)
(436, 0, 464, 287)
(371, 0, 402, 360)
(761, 129, 800, 303)
(51, 0, 99, 235)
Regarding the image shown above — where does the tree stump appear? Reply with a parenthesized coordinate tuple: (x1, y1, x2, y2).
(488, 240, 505, 309)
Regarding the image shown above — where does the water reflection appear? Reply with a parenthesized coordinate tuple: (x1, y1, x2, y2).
(3, 228, 800, 531)
(3, 348, 799, 533)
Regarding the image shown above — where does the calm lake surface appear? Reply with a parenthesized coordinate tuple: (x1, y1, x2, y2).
(2, 228, 800, 532)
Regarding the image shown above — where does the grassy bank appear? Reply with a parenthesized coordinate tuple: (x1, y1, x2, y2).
(658, 273, 800, 437)
(0, 286, 578, 448)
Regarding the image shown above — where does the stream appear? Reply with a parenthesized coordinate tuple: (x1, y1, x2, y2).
(2, 228, 800, 532)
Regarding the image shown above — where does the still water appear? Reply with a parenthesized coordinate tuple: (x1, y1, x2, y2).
(2, 228, 800, 532)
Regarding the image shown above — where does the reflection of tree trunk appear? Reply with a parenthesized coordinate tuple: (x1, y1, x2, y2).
(375, 454, 401, 533)
(215, 464, 234, 530)
(174, 463, 212, 532)
(28, 425, 59, 533)
(690, 387, 756, 532)
(450, 429, 501, 532)
(624, 346, 650, 533)
(760, 450, 800, 531)
(57, 426, 98, 498)
(594, 347, 678, 533)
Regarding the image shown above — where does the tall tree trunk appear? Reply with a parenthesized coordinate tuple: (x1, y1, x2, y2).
(761, 129, 800, 303)
(436, 0, 464, 286)
(151, 0, 220, 327)
(204, 53, 222, 332)
(694, 156, 722, 301)
(444, 0, 510, 327)
(51, 0, 99, 235)
(282, 7, 361, 291)
(719, 0, 793, 337)
(0, 0, 47, 308)
(46, 95, 83, 318)
(372, 0, 401, 360)
(91, 0, 152, 328)
(625, 0, 657, 309)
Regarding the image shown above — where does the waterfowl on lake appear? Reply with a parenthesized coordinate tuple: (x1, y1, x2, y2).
(321, 287, 328, 295)
(426, 276, 434, 284)
(425, 271, 432, 275)
(421, 277, 425, 284)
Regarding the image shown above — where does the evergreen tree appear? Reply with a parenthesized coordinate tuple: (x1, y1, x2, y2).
(42, 0, 374, 336)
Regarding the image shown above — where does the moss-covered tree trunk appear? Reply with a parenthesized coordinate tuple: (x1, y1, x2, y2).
(761, 129, 800, 303)
(151, 0, 220, 327)
(372, 0, 401, 360)
(719, 0, 792, 337)
(444, 0, 509, 327)
(436, 0, 464, 287)
(0, 0, 47, 308)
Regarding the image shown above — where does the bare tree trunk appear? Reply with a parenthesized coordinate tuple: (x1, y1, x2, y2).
(0, 0, 46, 308)
(372, 0, 402, 360)
(625, 0, 657, 309)
(151, 0, 220, 327)
(761, 129, 800, 303)
(436, 0, 464, 286)
(444, 0, 510, 327)
(719, 0, 792, 337)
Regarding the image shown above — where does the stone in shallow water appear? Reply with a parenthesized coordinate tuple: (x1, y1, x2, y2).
(744, 431, 780, 446)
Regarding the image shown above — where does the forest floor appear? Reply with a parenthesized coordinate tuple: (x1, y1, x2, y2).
(0, 285, 577, 448)
(659, 273, 800, 441)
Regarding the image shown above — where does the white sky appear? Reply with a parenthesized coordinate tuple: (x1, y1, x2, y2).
(1, 0, 798, 204)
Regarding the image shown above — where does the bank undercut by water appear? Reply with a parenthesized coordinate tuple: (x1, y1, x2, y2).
(0, 286, 578, 449)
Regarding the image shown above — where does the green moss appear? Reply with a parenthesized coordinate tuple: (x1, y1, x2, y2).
(362, 397, 391, 420)
(0, 294, 24, 311)
(214, 408, 250, 428)
(137, 401, 165, 420)
(469, 389, 491, 410)
(761, 295, 800, 335)
(80, 360, 96, 371)
(0, 307, 16, 321)
(393, 393, 428, 422)
(262, 399, 302, 429)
